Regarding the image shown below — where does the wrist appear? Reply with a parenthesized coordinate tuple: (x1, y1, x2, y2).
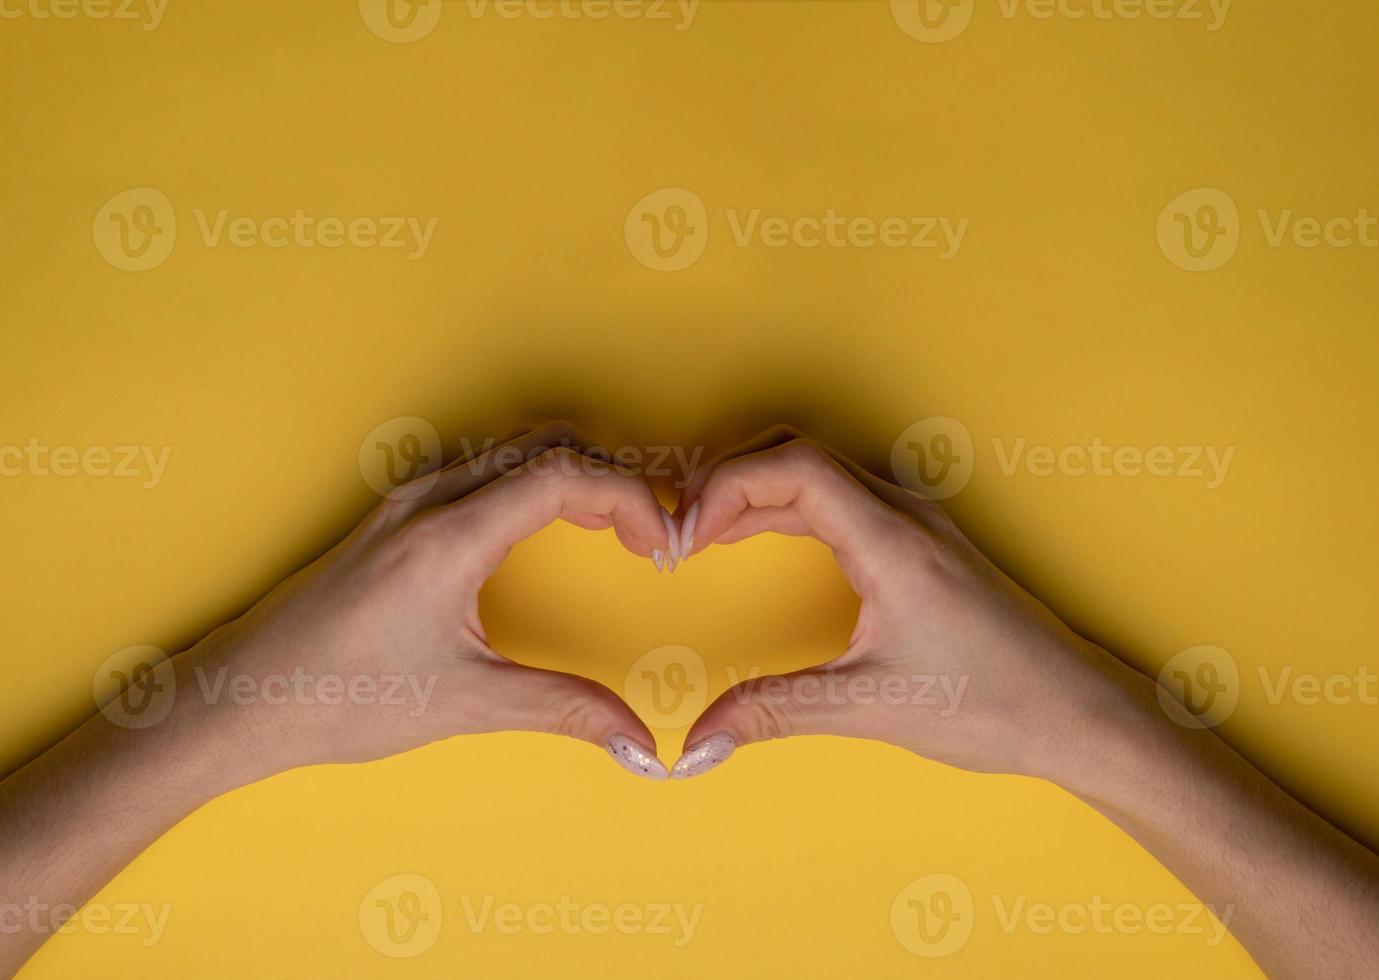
(158, 638, 293, 796)
(1026, 642, 1183, 809)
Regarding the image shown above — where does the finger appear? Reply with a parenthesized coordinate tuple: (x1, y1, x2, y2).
(679, 438, 915, 591)
(467, 658, 668, 781)
(438, 424, 533, 473)
(366, 421, 627, 545)
(675, 423, 804, 514)
(710, 505, 809, 545)
(408, 419, 595, 513)
(445, 446, 674, 580)
(678, 425, 953, 541)
(668, 664, 867, 779)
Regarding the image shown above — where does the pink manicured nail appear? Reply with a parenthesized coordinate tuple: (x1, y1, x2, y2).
(606, 733, 669, 780)
(651, 550, 665, 573)
(671, 732, 736, 779)
(659, 508, 680, 573)
(680, 501, 699, 561)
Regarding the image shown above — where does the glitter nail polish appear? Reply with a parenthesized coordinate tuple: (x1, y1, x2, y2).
(606, 733, 669, 780)
(671, 732, 736, 779)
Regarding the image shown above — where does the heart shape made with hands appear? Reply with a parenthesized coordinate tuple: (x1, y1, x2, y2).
(480, 516, 858, 778)
(389, 420, 999, 785)
(440, 422, 869, 781)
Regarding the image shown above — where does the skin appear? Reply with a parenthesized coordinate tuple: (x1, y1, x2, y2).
(0, 422, 672, 976)
(674, 426, 1379, 979)
(1, 421, 1375, 976)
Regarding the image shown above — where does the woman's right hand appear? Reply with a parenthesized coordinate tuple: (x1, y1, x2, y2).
(668, 425, 1148, 782)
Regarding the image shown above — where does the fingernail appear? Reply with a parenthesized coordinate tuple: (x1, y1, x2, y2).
(671, 732, 736, 779)
(659, 508, 680, 573)
(606, 733, 669, 781)
(681, 501, 699, 561)
(651, 550, 664, 573)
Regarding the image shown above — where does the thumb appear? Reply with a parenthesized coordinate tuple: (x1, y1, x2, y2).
(670, 664, 865, 779)
(473, 658, 669, 781)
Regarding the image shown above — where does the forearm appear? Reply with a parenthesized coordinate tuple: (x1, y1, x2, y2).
(0, 658, 262, 976)
(1052, 651, 1379, 979)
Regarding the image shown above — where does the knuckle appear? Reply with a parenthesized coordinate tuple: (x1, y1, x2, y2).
(747, 694, 795, 742)
(534, 419, 584, 448)
(761, 423, 804, 443)
(549, 696, 600, 740)
(367, 494, 413, 528)
(394, 507, 450, 550)
(529, 445, 579, 478)
(778, 437, 831, 472)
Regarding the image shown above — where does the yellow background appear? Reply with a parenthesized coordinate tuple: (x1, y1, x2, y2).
(3, 1, 1376, 976)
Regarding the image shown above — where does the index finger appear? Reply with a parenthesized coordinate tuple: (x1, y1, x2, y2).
(683, 438, 919, 596)
(442, 447, 675, 582)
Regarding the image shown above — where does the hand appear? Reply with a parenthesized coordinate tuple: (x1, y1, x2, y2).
(668, 426, 1379, 980)
(169, 421, 677, 781)
(1, 421, 683, 977)
(668, 425, 1126, 781)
